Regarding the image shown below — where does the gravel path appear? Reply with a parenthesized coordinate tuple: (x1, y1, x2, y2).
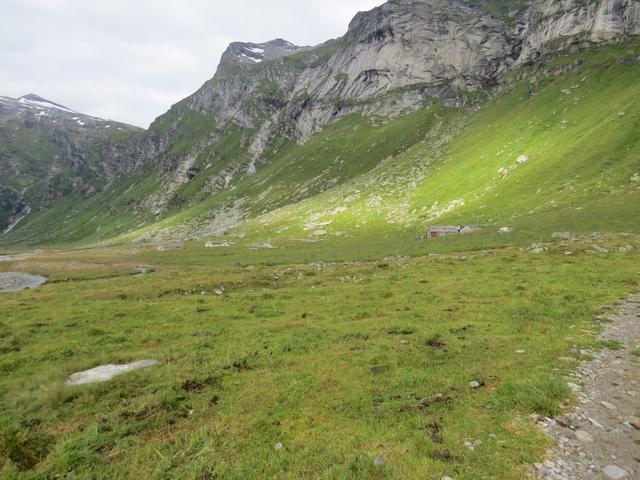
(536, 295, 640, 480)
(0, 272, 47, 292)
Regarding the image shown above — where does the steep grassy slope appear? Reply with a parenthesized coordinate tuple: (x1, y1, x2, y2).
(126, 106, 455, 242)
(228, 41, 640, 243)
(0, 105, 452, 247)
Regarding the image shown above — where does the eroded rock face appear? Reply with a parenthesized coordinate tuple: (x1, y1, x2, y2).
(520, 0, 640, 62)
(147, 0, 640, 198)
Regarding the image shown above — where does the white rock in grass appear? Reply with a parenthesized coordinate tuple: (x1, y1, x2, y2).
(516, 155, 529, 164)
(373, 455, 385, 466)
(66, 360, 160, 385)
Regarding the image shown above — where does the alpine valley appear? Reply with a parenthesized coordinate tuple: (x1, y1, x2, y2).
(1, 1, 639, 479)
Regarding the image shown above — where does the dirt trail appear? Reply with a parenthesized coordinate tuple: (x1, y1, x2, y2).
(536, 295, 640, 480)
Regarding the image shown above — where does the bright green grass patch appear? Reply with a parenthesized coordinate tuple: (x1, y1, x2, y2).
(598, 339, 624, 351)
(491, 377, 570, 417)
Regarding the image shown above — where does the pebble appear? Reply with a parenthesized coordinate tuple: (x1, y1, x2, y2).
(274, 442, 284, 450)
(442, 477, 454, 480)
(469, 380, 481, 388)
(601, 401, 617, 410)
(373, 455, 385, 466)
(574, 430, 594, 443)
(602, 465, 628, 479)
(515, 349, 526, 354)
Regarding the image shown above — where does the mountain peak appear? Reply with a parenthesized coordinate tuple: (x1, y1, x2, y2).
(223, 38, 307, 65)
(17, 94, 77, 113)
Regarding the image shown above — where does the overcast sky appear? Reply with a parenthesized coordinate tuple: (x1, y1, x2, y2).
(0, 0, 386, 128)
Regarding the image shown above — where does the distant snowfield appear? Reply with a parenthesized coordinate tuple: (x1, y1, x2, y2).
(18, 96, 77, 113)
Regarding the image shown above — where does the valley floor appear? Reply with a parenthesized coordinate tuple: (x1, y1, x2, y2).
(0, 232, 639, 479)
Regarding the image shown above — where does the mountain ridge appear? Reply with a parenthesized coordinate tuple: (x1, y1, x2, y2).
(1, 0, 639, 246)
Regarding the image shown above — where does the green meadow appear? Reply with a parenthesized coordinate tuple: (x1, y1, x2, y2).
(1, 231, 639, 479)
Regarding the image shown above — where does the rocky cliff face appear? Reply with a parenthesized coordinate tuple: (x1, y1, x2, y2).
(0, 94, 143, 232)
(520, 0, 640, 62)
(145, 0, 639, 206)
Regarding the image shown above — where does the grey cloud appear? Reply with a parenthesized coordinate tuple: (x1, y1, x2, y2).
(0, 0, 385, 128)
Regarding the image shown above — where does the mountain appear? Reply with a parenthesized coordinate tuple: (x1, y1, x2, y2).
(0, 94, 143, 234)
(1, 0, 639, 245)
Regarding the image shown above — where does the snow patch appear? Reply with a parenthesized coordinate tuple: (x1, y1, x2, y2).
(18, 96, 76, 113)
(241, 53, 262, 63)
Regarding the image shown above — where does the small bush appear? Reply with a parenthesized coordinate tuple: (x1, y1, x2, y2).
(334, 72, 348, 82)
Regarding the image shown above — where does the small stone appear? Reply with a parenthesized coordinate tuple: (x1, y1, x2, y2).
(515, 349, 526, 354)
(469, 380, 481, 389)
(66, 360, 160, 385)
(274, 442, 284, 450)
(574, 430, 594, 443)
(442, 477, 454, 480)
(552, 232, 576, 240)
(373, 455, 385, 466)
(602, 465, 628, 479)
(601, 401, 617, 410)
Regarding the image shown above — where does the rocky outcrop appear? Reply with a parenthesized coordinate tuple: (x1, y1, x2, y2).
(146, 0, 522, 199)
(146, 0, 640, 204)
(519, 0, 640, 62)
